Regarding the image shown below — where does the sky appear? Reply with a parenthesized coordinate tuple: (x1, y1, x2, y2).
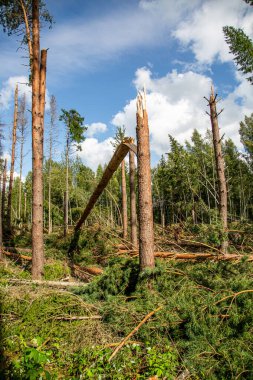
(0, 0, 253, 176)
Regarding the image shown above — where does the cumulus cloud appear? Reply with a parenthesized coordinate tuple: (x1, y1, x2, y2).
(86, 122, 107, 137)
(0, 76, 50, 111)
(174, 0, 253, 64)
(77, 137, 114, 171)
(112, 67, 253, 158)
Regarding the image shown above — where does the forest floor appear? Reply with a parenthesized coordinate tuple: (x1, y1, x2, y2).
(0, 223, 253, 379)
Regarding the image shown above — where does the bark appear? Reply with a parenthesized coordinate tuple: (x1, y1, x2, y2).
(129, 149, 138, 248)
(208, 86, 228, 253)
(18, 94, 27, 223)
(31, 0, 46, 280)
(2, 158, 7, 224)
(121, 159, 128, 239)
(75, 140, 135, 232)
(7, 84, 18, 231)
(136, 91, 155, 270)
(48, 96, 56, 234)
(64, 133, 69, 237)
(0, 175, 2, 260)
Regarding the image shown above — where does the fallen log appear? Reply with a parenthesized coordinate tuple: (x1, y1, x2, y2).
(72, 264, 103, 276)
(53, 315, 101, 320)
(6, 279, 86, 288)
(2, 249, 32, 261)
(116, 250, 253, 261)
(3, 246, 32, 253)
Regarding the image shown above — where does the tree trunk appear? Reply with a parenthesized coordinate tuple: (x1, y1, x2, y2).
(2, 158, 7, 225)
(74, 141, 134, 233)
(208, 86, 228, 253)
(18, 130, 24, 223)
(7, 84, 18, 231)
(136, 91, 155, 270)
(121, 159, 128, 239)
(64, 134, 69, 237)
(31, 0, 47, 280)
(0, 174, 3, 260)
(48, 95, 56, 234)
(129, 149, 138, 248)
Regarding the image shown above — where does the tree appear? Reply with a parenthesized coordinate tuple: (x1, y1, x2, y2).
(0, 0, 52, 279)
(59, 109, 86, 236)
(17, 93, 28, 224)
(112, 126, 128, 239)
(129, 146, 137, 248)
(206, 86, 228, 253)
(7, 84, 18, 231)
(136, 90, 155, 270)
(223, 1, 253, 83)
(48, 95, 57, 234)
(239, 113, 253, 168)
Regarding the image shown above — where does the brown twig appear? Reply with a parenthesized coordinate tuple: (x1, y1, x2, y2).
(108, 306, 162, 362)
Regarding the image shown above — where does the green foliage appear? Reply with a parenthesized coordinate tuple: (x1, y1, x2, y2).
(76, 259, 253, 379)
(69, 342, 177, 379)
(223, 26, 253, 83)
(59, 108, 87, 151)
(0, 0, 53, 47)
(240, 113, 253, 169)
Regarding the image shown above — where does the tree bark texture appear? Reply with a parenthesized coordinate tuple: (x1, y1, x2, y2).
(64, 133, 69, 237)
(121, 159, 128, 239)
(7, 84, 18, 231)
(2, 158, 7, 225)
(208, 86, 228, 253)
(129, 149, 138, 248)
(31, 0, 46, 280)
(136, 91, 155, 270)
(75, 140, 136, 232)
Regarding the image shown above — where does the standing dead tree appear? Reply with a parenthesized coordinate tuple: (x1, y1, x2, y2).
(48, 95, 57, 234)
(205, 86, 228, 253)
(18, 93, 28, 224)
(129, 145, 138, 249)
(136, 90, 155, 270)
(1, 158, 7, 226)
(7, 84, 18, 231)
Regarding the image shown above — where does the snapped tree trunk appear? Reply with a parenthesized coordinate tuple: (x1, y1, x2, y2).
(129, 148, 138, 248)
(31, 0, 47, 280)
(136, 91, 155, 270)
(7, 84, 18, 231)
(121, 159, 128, 239)
(208, 86, 228, 253)
(2, 158, 7, 226)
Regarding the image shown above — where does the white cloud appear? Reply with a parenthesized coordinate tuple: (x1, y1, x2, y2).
(112, 67, 253, 158)
(77, 137, 114, 171)
(86, 122, 107, 137)
(174, 0, 253, 64)
(0, 76, 31, 110)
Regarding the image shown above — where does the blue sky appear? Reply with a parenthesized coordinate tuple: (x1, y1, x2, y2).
(0, 0, 253, 176)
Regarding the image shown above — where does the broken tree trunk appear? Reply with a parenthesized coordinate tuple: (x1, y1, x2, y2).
(7, 84, 18, 231)
(136, 90, 155, 270)
(207, 86, 228, 253)
(74, 139, 136, 232)
(129, 148, 138, 249)
(121, 159, 128, 239)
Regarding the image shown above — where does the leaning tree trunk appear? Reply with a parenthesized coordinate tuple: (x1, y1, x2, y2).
(136, 91, 155, 270)
(7, 84, 18, 231)
(129, 148, 138, 248)
(2, 158, 7, 226)
(208, 86, 228, 253)
(121, 159, 128, 239)
(31, 0, 47, 280)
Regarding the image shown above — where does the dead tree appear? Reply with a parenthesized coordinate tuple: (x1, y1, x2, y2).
(18, 93, 28, 223)
(2, 158, 7, 224)
(48, 95, 57, 234)
(121, 159, 128, 239)
(136, 90, 155, 270)
(0, 174, 2, 259)
(7, 84, 18, 231)
(129, 147, 138, 249)
(205, 86, 228, 253)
